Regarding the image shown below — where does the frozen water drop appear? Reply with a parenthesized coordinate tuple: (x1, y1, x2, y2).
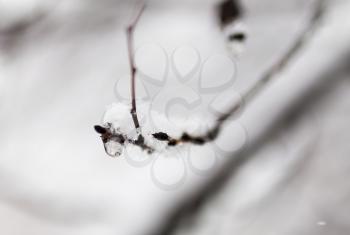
(104, 140, 123, 157)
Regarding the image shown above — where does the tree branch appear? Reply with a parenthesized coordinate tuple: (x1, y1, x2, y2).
(126, 3, 146, 133)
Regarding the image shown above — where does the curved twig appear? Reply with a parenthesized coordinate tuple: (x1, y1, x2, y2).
(95, 0, 325, 156)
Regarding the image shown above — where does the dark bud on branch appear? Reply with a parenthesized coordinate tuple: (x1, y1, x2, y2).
(168, 139, 178, 146)
(94, 125, 107, 134)
(152, 132, 170, 141)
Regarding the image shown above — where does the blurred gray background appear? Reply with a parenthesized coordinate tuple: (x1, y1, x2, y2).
(0, 0, 349, 234)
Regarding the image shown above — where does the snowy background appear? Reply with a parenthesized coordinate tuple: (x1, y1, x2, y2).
(0, 0, 350, 234)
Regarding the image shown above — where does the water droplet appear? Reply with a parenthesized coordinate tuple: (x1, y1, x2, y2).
(104, 140, 123, 157)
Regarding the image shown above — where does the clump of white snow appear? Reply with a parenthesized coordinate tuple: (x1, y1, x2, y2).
(102, 102, 137, 137)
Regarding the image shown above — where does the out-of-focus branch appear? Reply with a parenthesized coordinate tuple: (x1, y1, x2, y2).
(216, 0, 326, 132)
(149, 0, 327, 234)
(0, 12, 47, 51)
(154, 0, 325, 151)
(242, 0, 325, 102)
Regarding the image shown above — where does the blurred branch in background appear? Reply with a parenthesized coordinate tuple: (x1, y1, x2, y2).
(148, 0, 337, 234)
(0, 1, 60, 53)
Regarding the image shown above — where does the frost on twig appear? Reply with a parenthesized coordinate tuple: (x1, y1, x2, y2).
(94, 123, 152, 157)
(94, 0, 325, 157)
(94, 2, 219, 156)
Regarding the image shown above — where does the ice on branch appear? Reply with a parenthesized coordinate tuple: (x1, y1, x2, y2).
(95, 102, 208, 157)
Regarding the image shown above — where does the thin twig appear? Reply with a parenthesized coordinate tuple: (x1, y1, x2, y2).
(126, 3, 146, 132)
